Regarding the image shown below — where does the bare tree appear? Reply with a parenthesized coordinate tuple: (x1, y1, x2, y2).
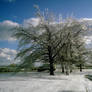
(13, 6, 66, 75)
(13, 6, 87, 76)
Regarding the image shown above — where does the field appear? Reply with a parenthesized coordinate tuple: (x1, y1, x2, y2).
(0, 69, 92, 92)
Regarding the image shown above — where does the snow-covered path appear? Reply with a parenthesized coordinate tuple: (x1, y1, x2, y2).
(0, 70, 92, 92)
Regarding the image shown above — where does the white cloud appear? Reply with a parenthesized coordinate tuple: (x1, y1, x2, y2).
(79, 18, 92, 26)
(1, 17, 92, 47)
(84, 36, 92, 44)
(79, 18, 92, 48)
(0, 20, 19, 41)
(80, 18, 92, 21)
(0, 48, 18, 66)
(23, 18, 40, 27)
(84, 36, 92, 49)
(1, 20, 18, 26)
(0, 18, 40, 41)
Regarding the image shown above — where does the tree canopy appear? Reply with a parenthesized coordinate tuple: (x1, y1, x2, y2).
(13, 6, 87, 75)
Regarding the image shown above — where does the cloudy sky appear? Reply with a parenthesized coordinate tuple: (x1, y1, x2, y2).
(0, 0, 92, 65)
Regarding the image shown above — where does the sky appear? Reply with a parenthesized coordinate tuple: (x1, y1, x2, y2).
(0, 0, 92, 65)
(1, 0, 92, 49)
(1, 0, 92, 23)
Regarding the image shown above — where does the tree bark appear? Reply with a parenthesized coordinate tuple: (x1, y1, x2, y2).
(49, 60, 54, 75)
(66, 70, 69, 75)
(70, 69, 72, 73)
(70, 65, 73, 73)
(48, 46, 54, 75)
(80, 64, 82, 72)
(61, 63, 65, 73)
(65, 63, 69, 75)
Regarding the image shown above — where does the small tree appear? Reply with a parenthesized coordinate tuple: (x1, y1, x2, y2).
(56, 18, 86, 75)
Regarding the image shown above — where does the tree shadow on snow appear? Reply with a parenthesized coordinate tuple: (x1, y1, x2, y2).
(58, 91, 75, 92)
(0, 72, 69, 81)
(58, 90, 82, 92)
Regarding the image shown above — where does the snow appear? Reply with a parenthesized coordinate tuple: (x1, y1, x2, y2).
(0, 70, 92, 92)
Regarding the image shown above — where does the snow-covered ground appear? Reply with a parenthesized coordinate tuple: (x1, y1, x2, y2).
(0, 70, 92, 92)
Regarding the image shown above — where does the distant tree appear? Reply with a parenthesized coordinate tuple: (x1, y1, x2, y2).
(56, 18, 87, 75)
(9, 63, 16, 67)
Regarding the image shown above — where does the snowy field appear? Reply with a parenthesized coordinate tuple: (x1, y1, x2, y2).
(0, 70, 92, 92)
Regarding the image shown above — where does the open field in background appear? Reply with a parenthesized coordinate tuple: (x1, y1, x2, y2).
(0, 69, 92, 92)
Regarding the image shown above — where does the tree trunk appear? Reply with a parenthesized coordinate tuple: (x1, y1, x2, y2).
(49, 60, 54, 75)
(47, 30, 55, 75)
(70, 65, 72, 73)
(65, 63, 69, 75)
(70, 69, 72, 73)
(66, 69, 69, 75)
(80, 64, 82, 72)
(61, 64, 65, 73)
(48, 46, 54, 75)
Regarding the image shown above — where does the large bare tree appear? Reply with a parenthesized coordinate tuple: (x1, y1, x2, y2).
(13, 6, 87, 75)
